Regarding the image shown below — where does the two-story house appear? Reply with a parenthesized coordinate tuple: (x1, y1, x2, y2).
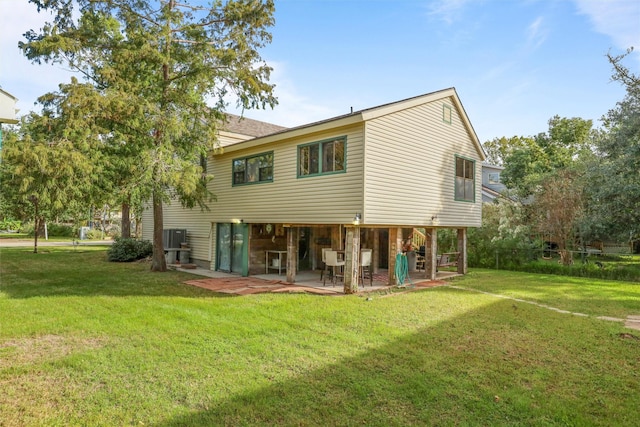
(481, 163, 508, 203)
(0, 88, 19, 150)
(142, 87, 486, 286)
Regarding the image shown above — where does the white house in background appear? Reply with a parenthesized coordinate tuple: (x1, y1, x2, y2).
(0, 88, 19, 150)
(481, 163, 509, 203)
(142, 87, 486, 287)
(0, 88, 18, 124)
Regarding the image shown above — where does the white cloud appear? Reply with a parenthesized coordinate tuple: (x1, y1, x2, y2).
(228, 60, 340, 127)
(526, 16, 548, 50)
(572, 0, 640, 51)
(426, 0, 473, 24)
(1, 2, 331, 126)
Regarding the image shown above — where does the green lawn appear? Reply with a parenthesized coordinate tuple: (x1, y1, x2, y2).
(1, 248, 639, 426)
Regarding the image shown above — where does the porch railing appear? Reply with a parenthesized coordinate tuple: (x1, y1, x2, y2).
(412, 228, 426, 250)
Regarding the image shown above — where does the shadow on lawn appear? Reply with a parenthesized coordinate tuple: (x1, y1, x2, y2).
(155, 291, 637, 427)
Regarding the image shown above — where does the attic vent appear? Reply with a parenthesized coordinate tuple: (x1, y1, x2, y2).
(443, 104, 452, 124)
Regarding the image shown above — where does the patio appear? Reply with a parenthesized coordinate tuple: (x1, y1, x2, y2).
(176, 265, 458, 295)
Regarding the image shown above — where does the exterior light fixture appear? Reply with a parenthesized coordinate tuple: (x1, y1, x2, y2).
(353, 213, 361, 225)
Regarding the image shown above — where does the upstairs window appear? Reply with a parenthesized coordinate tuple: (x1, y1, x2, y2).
(443, 104, 452, 124)
(298, 136, 346, 177)
(233, 152, 273, 185)
(488, 172, 501, 184)
(455, 156, 475, 202)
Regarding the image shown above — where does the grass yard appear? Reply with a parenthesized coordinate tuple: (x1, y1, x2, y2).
(1, 248, 639, 426)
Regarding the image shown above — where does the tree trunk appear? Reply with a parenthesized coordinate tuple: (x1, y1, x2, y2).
(559, 249, 573, 265)
(121, 199, 131, 239)
(150, 189, 167, 271)
(33, 216, 39, 254)
(29, 196, 39, 254)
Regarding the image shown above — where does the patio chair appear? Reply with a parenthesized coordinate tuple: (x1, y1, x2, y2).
(320, 247, 332, 281)
(360, 248, 373, 286)
(323, 250, 344, 286)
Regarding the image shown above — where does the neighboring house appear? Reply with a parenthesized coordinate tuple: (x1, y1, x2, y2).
(481, 163, 509, 203)
(142, 87, 486, 286)
(0, 88, 19, 151)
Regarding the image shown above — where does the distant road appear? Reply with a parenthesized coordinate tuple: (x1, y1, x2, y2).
(0, 239, 113, 248)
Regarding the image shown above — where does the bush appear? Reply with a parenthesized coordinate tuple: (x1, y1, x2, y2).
(107, 238, 153, 262)
(0, 219, 22, 232)
(85, 229, 104, 240)
(47, 223, 76, 237)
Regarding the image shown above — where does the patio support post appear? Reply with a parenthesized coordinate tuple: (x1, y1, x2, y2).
(286, 227, 298, 283)
(344, 226, 360, 294)
(425, 228, 437, 281)
(457, 228, 468, 274)
(388, 227, 401, 285)
(331, 225, 342, 250)
(373, 228, 380, 274)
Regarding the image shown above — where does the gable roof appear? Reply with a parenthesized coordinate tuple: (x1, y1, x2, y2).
(222, 87, 486, 160)
(222, 113, 287, 137)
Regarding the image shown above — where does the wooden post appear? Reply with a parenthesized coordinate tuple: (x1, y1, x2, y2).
(286, 227, 297, 283)
(388, 227, 402, 285)
(457, 228, 468, 275)
(373, 228, 380, 274)
(425, 228, 437, 281)
(331, 225, 341, 250)
(344, 226, 360, 294)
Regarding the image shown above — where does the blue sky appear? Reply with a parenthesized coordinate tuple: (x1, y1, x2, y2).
(1, 0, 638, 143)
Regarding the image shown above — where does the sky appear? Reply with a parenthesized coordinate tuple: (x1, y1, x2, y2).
(1, 0, 639, 143)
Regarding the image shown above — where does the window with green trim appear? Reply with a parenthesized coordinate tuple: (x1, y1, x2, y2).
(455, 156, 475, 201)
(443, 104, 452, 124)
(298, 137, 346, 177)
(232, 152, 273, 185)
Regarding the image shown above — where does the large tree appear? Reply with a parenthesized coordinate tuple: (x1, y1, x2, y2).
(0, 111, 98, 253)
(21, 0, 277, 270)
(584, 48, 640, 243)
(500, 116, 593, 199)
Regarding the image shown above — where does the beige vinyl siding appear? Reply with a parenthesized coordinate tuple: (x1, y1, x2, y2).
(141, 204, 153, 242)
(363, 97, 482, 227)
(140, 201, 213, 265)
(208, 125, 365, 225)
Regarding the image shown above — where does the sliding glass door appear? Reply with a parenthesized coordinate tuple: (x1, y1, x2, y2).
(216, 223, 248, 275)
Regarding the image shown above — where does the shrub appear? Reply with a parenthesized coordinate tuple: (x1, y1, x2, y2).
(47, 223, 76, 237)
(107, 238, 153, 262)
(85, 229, 104, 240)
(0, 219, 22, 232)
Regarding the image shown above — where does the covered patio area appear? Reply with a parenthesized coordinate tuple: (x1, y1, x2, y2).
(178, 264, 458, 295)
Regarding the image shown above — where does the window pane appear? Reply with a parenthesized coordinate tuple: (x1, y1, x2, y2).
(464, 160, 473, 179)
(334, 140, 345, 171)
(309, 144, 319, 174)
(456, 157, 464, 177)
(322, 141, 335, 172)
(259, 166, 272, 181)
(233, 159, 245, 173)
(455, 177, 465, 199)
(299, 146, 309, 175)
(246, 157, 259, 182)
(465, 179, 474, 200)
(233, 159, 245, 184)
